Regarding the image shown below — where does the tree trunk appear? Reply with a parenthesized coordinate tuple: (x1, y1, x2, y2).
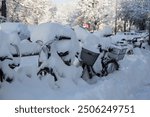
(1, 0, 7, 18)
(139, 19, 146, 30)
(129, 21, 132, 31)
(123, 20, 127, 32)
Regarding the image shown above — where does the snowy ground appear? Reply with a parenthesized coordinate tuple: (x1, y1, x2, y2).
(0, 22, 150, 100)
(0, 48, 150, 100)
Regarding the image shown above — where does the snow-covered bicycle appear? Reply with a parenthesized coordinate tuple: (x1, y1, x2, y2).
(36, 35, 73, 82)
(76, 44, 127, 79)
(0, 43, 20, 83)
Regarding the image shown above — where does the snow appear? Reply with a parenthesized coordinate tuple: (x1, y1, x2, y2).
(82, 34, 100, 53)
(0, 22, 150, 100)
(19, 40, 41, 55)
(100, 25, 113, 37)
(31, 22, 79, 63)
(73, 25, 90, 42)
(0, 22, 30, 40)
(0, 30, 14, 58)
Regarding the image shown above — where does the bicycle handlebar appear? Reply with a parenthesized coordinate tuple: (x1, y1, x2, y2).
(0, 56, 13, 61)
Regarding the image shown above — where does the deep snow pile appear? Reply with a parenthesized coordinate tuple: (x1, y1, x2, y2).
(0, 31, 13, 57)
(0, 22, 150, 100)
(31, 22, 80, 64)
(0, 22, 40, 56)
(19, 40, 41, 55)
(0, 22, 30, 40)
(0, 22, 24, 34)
(0, 48, 150, 100)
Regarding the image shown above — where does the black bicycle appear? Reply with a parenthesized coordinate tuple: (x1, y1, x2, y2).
(77, 44, 127, 79)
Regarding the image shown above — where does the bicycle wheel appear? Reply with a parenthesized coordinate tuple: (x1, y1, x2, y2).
(102, 59, 119, 76)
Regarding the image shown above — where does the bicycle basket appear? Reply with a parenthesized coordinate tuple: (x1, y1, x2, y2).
(108, 47, 127, 61)
(80, 48, 99, 66)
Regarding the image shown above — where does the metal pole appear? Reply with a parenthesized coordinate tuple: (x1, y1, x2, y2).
(148, 18, 150, 45)
(149, 0, 150, 45)
(114, 0, 117, 34)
